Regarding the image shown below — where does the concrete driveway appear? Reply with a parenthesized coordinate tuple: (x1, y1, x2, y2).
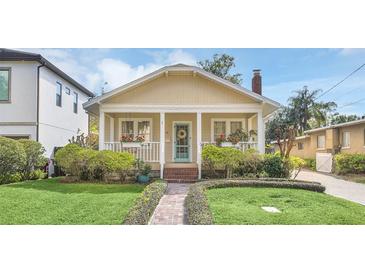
(296, 170, 365, 205)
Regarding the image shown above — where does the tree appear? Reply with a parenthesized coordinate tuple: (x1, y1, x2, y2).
(329, 113, 362, 125)
(266, 107, 298, 158)
(18, 139, 46, 180)
(198, 54, 243, 84)
(288, 86, 337, 134)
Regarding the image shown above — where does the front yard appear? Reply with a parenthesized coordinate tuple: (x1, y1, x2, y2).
(206, 187, 365, 224)
(0, 178, 145, 224)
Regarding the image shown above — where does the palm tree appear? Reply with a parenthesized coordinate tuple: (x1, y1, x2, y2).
(288, 86, 337, 135)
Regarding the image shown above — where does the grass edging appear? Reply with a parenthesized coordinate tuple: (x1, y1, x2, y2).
(185, 179, 326, 225)
(122, 180, 167, 225)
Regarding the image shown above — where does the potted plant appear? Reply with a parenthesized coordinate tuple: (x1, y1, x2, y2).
(120, 135, 145, 148)
(135, 159, 152, 183)
(216, 133, 232, 147)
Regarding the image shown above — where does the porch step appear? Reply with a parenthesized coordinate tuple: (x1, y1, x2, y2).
(163, 167, 198, 182)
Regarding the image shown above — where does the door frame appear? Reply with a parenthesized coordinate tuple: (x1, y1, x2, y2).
(172, 121, 192, 163)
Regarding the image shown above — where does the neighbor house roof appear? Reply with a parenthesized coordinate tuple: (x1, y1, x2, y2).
(0, 48, 94, 97)
(83, 63, 281, 114)
(270, 135, 310, 144)
(304, 118, 365, 134)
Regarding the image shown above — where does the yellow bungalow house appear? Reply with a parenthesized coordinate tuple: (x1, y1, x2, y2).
(83, 64, 280, 180)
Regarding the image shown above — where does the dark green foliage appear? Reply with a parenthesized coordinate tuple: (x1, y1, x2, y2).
(304, 158, 316, 171)
(335, 153, 365, 174)
(0, 137, 26, 184)
(235, 149, 263, 177)
(18, 139, 46, 180)
(330, 113, 361, 125)
(185, 179, 326, 225)
(198, 53, 243, 84)
(262, 153, 292, 178)
(123, 180, 168, 225)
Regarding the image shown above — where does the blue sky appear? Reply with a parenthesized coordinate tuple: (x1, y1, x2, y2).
(21, 48, 365, 115)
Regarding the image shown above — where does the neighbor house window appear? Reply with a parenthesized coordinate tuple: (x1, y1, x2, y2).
(120, 118, 152, 142)
(212, 119, 245, 142)
(0, 68, 10, 102)
(317, 135, 325, 149)
(342, 131, 350, 148)
(298, 142, 304, 150)
(65, 87, 71, 95)
(56, 82, 62, 107)
(73, 92, 78, 113)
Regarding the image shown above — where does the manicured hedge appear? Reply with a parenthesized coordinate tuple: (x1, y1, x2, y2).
(185, 179, 326, 225)
(123, 180, 168, 225)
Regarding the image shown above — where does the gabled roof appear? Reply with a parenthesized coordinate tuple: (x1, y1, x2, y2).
(0, 48, 94, 97)
(83, 63, 281, 111)
(304, 118, 365, 134)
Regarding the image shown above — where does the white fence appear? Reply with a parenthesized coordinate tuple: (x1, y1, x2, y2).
(316, 152, 333, 173)
(104, 142, 160, 162)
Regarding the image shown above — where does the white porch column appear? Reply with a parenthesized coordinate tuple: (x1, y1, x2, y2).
(160, 112, 165, 179)
(99, 110, 105, 150)
(196, 112, 202, 179)
(109, 117, 114, 142)
(257, 110, 265, 154)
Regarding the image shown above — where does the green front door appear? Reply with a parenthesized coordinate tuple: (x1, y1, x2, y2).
(174, 123, 190, 162)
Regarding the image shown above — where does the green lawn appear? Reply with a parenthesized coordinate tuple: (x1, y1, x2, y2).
(0, 178, 145, 224)
(206, 187, 365, 224)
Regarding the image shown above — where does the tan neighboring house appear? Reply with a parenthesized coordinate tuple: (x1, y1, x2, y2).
(276, 119, 365, 159)
(83, 64, 280, 180)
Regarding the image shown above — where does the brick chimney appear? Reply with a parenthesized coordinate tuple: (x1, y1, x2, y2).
(252, 69, 262, 95)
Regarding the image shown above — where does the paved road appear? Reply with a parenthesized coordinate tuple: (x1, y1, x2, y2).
(149, 183, 190, 225)
(296, 170, 365, 205)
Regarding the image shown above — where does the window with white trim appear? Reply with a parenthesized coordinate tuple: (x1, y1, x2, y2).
(0, 68, 10, 102)
(342, 131, 350, 148)
(212, 119, 245, 142)
(317, 135, 325, 149)
(120, 118, 152, 142)
(73, 91, 78, 113)
(56, 82, 62, 107)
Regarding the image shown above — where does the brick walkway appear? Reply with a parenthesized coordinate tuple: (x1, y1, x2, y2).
(149, 183, 190, 225)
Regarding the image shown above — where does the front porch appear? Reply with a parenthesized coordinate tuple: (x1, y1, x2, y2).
(99, 108, 264, 179)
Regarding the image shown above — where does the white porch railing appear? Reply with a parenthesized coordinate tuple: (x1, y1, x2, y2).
(201, 141, 258, 152)
(104, 142, 160, 162)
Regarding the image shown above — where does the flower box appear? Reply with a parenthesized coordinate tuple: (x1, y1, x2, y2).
(121, 142, 142, 148)
(221, 142, 234, 147)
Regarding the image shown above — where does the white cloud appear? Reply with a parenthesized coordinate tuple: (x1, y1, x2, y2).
(17, 48, 197, 95)
(94, 49, 197, 92)
(338, 48, 365, 56)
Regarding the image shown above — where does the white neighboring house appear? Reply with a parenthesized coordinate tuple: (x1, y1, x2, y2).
(0, 48, 94, 174)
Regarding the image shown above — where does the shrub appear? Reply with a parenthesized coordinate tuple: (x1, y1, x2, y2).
(202, 145, 243, 178)
(18, 139, 47, 180)
(55, 144, 83, 176)
(235, 149, 263, 177)
(123, 180, 168, 225)
(262, 153, 292, 178)
(334, 153, 365, 174)
(304, 158, 316, 171)
(185, 179, 326, 225)
(0, 137, 26, 184)
(0, 173, 22, 185)
(289, 156, 306, 179)
(28, 169, 46, 180)
(90, 150, 135, 181)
